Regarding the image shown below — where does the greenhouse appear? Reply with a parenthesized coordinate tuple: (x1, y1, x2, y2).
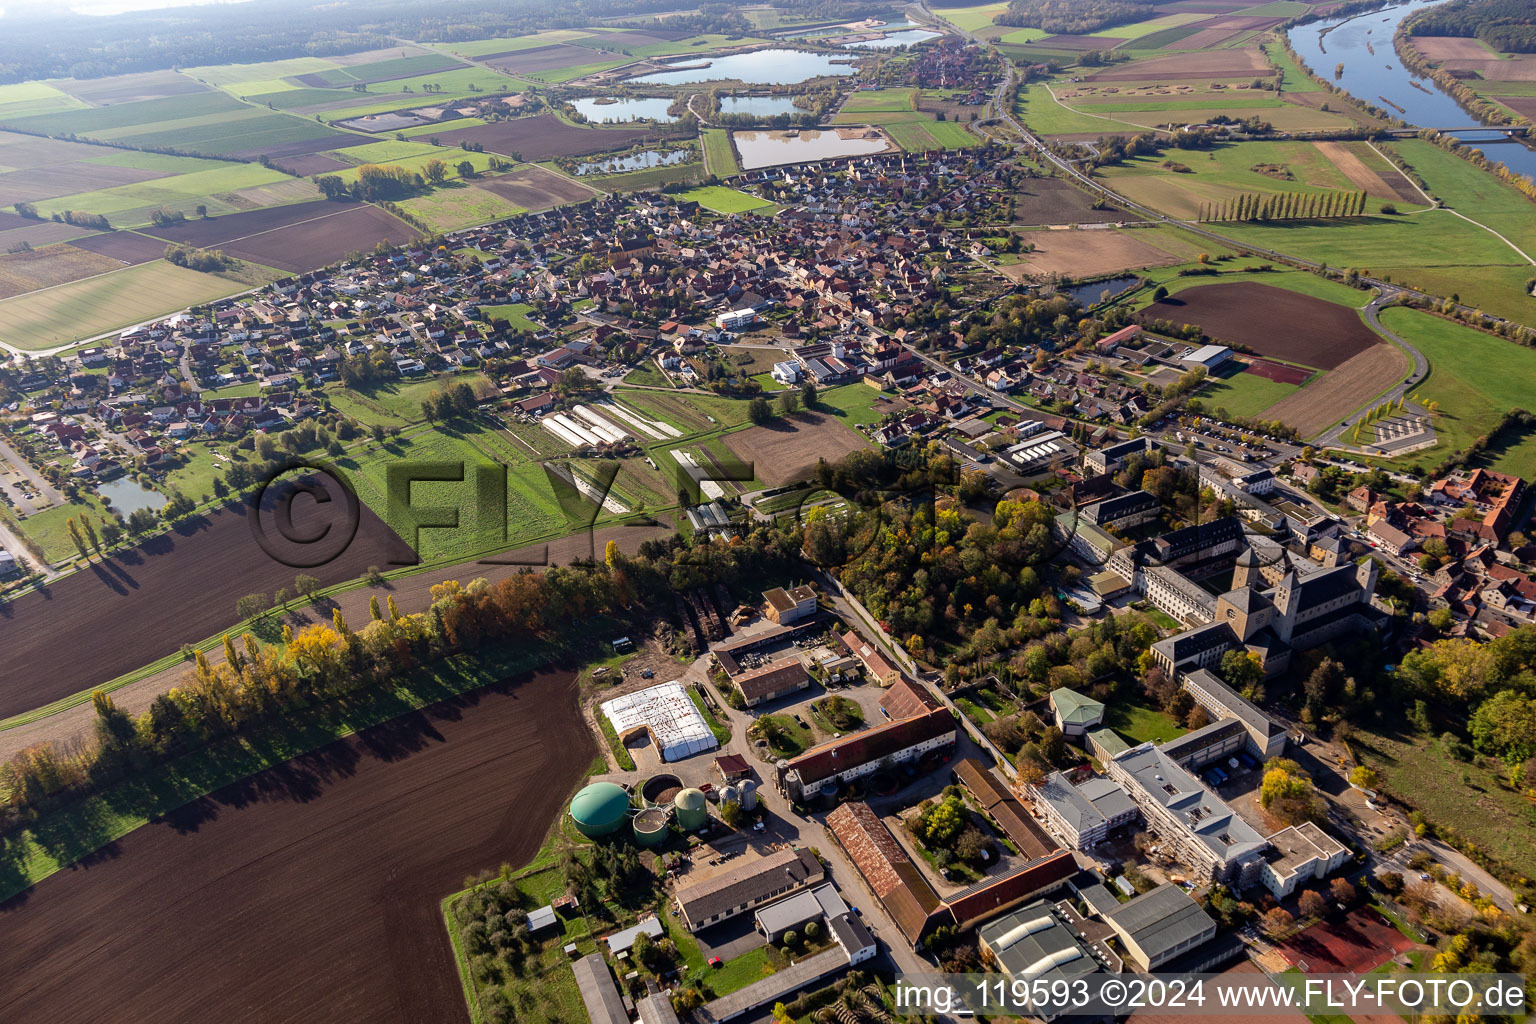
(600, 681, 719, 762)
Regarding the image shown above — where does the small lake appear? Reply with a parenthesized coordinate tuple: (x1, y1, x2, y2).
(632, 49, 858, 86)
(1059, 274, 1140, 308)
(569, 97, 678, 123)
(719, 95, 801, 117)
(844, 29, 943, 49)
(733, 128, 890, 169)
(1287, 0, 1536, 179)
(574, 149, 692, 175)
(97, 476, 167, 516)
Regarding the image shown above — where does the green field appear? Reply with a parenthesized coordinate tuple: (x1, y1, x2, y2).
(816, 383, 888, 427)
(33, 162, 297, 224)
(840, 88, 917, 113)
(1095, 12, 1210, 40)
(678, 185, 772, 213)
(1099, 138, 1430, 221)
(1196, 365, 1301, 418)
(703, 128, 740, 177)
(0, 90, 247, 135)
(940, 1, 1011, 33)
(584, 161, 706, 191)
(15, 491, 117, 564)
(884, 118, 974, 151)
(1376, 307, 1536, 470)
(395, 183, 526, 230)
(0, 81, 88, 119)
(613, 388, 751, 434)
(479, 302, 541, 332)
(997, 27, 1050, 45)
(305, 52, 463, 87)
(344, 424, 569, 561)
(1016, 82, 1148, 135)
(439, 30, 598, 58)
(329, 374, 488, 429)
(1130, 265, 1372, 311)
(0, 260, 277, 350)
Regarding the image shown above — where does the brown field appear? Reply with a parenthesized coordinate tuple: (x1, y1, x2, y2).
(0, 497, 415, 719)
(1258, 343, 1407, 436)
(0, 244, 123, 299)
(230, 136, 368, 162)
(481, 42, 619, 75)
(1495, 95, 1536, 118)
(145, 201, 417, 272)
(0, 219, 99, 249)
(0, 131, 122, 168)
(69, 229, 175, 265)
(1139, 282, 1377, 369)
(272, 153, 353, 176)
(474, 163, 600, 210)
(723, 412, 869, 486)
(1313, 141, 1420, 203)
(1440, 58, 1536, 81)
(0, 666, 593, 1024)
(56, 70, 209, 105)
(1170, 25, 1256, 49)
(329, 45, 436, 66)
(1015, 176, 1135, 225)
(1410, 36, 1499, 61)
(1087, 48, 1269, 80)
(0, 162, 167, 205)
(1004, 228, 1181, 279)
(426, 113, 653, 161)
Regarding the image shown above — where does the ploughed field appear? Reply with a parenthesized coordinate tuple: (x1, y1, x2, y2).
(0, 667, 592, 1024)
(0, 496, 416, 720)
(1138, 281, 1377, 370)
(724, 411, 869, 487)
(143, 201, 419, 273)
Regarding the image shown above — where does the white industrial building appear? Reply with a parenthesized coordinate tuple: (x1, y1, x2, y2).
(600, 681, 719, 762)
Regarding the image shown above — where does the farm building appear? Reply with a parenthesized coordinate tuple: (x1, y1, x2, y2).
(600, 681, 719, 762)
(763, 584, 817, 623)
(733, 655, 811, 707)
(673, 848, 824, 931)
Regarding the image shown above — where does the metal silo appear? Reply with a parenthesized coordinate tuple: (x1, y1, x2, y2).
(739, 779, 758, 811)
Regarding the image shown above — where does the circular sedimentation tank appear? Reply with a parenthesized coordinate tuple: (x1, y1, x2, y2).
(674, 787, 708, 831)
(632, 806, 672, 847)
(642, 773, 683, 806)
(570, 781, 631, 838)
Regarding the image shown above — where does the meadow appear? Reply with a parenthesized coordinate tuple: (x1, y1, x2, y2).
(394, 184, 527, 232)
(702, 128, 740, 176)
(1375, 307, 1536, 471)
(678, 185, 773, 213)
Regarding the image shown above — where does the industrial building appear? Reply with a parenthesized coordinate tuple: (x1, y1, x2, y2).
(1101, 883, 1218, 971)
(732, 655, 811, 707)
(762, 584, 817, 624)
(572, 953, 627, 1024)
(673, 848, 824, 931)
(600, 681, 719, 762)
(753, 883, 848, 943)
(976, 900, 1118, 1022)
(775, 678, 954, 802)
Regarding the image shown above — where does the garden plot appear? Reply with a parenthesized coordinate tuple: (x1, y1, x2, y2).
(545, 461, 628, 514)
(671, 449, 725, 499)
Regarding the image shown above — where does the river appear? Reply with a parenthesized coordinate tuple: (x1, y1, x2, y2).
(1287, 0, 1536, 179)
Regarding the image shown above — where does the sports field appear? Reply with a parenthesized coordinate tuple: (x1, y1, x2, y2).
(0, 260, 277, 349)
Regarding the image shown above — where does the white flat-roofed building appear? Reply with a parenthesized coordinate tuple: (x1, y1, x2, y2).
(1262, 822, 1350, 898)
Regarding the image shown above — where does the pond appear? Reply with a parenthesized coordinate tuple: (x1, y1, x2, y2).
(844, 28, 943, 49)
(573, 149, 692, 175)
(97, 476, 167, 516)
(718, 95, 801, 118)
(733, 127, 890, 170)
(1287, 0, 1536, 179)
(569, 97, 678, 123)
(1059, 274, 1140, 308)
(631, 48, 858, 86)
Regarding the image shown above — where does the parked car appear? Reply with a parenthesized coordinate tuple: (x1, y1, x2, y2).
(709, 957, 723, 968)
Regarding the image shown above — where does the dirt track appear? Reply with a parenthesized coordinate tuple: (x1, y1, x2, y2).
(0, 666, 592, 1024)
